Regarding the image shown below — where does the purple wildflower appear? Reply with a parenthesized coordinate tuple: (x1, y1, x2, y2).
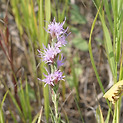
(38, 44, 61, 64)
(47, 17, 68, 39)
(57, 54, 64, 68)
(55, 35, 67, 47)
(38, 69, 65, 86)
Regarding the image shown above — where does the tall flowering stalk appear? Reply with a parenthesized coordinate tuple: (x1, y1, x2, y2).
(38, 17, 69, 122)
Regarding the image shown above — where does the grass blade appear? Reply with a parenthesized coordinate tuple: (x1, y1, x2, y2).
(37, 106, 43, 123)
(88, 2, 105, 94)
(0, 90, 8, 123)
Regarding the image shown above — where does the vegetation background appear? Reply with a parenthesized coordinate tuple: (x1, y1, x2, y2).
(0, 0, 123, 123)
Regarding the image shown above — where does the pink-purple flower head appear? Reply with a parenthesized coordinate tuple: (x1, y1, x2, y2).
(55, 35, 67, 48)
(47, 17, 68, 39)
(38, 69, 65, 86)
(38, 44, 61, 64)
(57, 54, 64, 68)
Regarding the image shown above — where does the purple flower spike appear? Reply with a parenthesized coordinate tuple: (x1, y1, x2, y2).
(38, 44, 61, 64)
(38, 70, 65, 86)
(47, 17, 68, 39)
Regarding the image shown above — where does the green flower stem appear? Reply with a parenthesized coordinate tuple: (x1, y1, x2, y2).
(116, 101, 119, 123)
(52, 88, 59, 123)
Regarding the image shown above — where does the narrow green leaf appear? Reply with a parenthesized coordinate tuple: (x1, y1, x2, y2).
(105, 104, 111, 123)
(45, 0, 51, 45)
(41, 64, 50, 122)
(8, 91, 25, 121)
(19, 80, 27, 120)
(9, 109, 18, 123)
(25, 80, 32, 122)
(37, 107, 43, 123)
(72, 64, 79, 101)
(96, 105, 104, 123)
(1, 90, 8, 108)
(32, 112, 40, 123)
(0, 110, 4, 123)
(10, 0, 23, 35)
(38, 0, 44, 47)
(100, 15, 116, 80)
(103, 0, 113, 34)
(89, 2, 105, 94)
(0, 90, 8, 123)
(74, 97, 84, 123)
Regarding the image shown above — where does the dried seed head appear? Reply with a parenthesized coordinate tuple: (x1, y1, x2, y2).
(112, 100, 115, 105)
(103, 80, 123, 105)
(114, 90, 120, 95)
(112, 95, 120, 101)
(114, 92, 120, 96)
(118, 85, 123, 90)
